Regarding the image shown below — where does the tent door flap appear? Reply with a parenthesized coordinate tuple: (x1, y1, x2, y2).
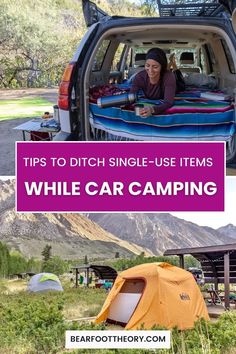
(107, 279, 145, 325)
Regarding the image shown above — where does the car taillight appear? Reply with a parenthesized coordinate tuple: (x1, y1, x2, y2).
(58, 63, 76, 110)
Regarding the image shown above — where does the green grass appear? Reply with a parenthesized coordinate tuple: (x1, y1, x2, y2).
(1, 278, 236, 354)
(0, 97, 53, 121)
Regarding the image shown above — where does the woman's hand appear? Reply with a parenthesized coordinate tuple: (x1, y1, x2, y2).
(140, 106, 154, 118)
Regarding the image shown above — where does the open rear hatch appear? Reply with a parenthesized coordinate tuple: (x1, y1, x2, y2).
(219, 0, 236, 32)
(82, 0, 236, 32)
(219, 0, 236, 14)
(82, 0, 109, 27)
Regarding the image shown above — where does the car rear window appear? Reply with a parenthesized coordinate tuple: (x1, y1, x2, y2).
(221, 39, 236, 74)
(111, 43, 126, 71)
(92, 40, 111, 71)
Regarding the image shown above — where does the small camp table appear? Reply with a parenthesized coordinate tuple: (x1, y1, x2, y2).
(14, 117, 59, 141)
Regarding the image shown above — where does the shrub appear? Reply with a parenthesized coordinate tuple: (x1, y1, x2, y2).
(0, 293, 66, 353)
(42, 256, 69, 275)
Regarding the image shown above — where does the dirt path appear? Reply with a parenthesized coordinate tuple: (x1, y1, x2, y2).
(0, 117, 31, 175)
(0, 88, 58, 176)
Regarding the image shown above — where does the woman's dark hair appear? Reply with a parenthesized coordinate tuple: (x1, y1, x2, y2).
(145, 48, 168, 74)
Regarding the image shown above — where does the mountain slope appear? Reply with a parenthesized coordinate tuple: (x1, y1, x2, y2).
(0, 180, 151, 259)
(217, 224, 236, 240)
(1, 180, 234, 258)
(87, 213, 235, 254)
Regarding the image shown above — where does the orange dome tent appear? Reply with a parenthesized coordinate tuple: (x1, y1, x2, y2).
(95, 262, 209, 330)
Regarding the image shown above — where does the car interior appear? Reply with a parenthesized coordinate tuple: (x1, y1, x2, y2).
(88, 25, 235, 92)
(75, 0, 236, 161)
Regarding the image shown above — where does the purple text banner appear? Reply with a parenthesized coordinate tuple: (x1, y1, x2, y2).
(16, 142, 224, 212)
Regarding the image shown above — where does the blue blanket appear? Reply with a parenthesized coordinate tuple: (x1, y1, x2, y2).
(89, 96, 235, 141)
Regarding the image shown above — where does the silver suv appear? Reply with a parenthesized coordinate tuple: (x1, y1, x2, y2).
(55, 0, 236, 163)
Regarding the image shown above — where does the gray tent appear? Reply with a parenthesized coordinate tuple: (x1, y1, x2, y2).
(27, 273, 63, 292)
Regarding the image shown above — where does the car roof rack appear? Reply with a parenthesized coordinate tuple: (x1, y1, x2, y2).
(156, 0, 225, 17)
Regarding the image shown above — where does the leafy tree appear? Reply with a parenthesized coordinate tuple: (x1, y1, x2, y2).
(0, 0, 86, 88)
(0, 242, 10, 277)
(0, 242, 43, 278)
(0, 0, 145, 88)
(184, 255, 200, 269)
(140, 0, 158, 16)
(41, 244, 52, 262)
(94, 0, 143, 17)
(42, 256, 68, 275)
(27, 257, 42, 273)
(110, 255, 201, 274)
(8, 250, 28, 275)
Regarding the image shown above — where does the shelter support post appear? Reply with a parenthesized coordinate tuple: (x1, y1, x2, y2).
(179, 255, 184, 269)
(75, 268, 78, 288)
(86, 268, 89, 287)
(224, 252, 230, 310)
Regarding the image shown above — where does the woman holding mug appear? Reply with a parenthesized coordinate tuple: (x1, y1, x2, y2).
(130, 47, 176, 117)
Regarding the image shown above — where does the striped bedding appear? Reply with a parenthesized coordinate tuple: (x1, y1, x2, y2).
(89, 90, 235, 141)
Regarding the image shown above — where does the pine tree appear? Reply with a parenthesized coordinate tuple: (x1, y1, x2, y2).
(41, 245, 52, 262)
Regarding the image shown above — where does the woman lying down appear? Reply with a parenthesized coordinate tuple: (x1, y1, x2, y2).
(130, 47, 176, 118)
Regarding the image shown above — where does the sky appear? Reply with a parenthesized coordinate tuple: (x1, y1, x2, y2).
(171, 177, 236, 229)
(0, 176, 235, 229)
